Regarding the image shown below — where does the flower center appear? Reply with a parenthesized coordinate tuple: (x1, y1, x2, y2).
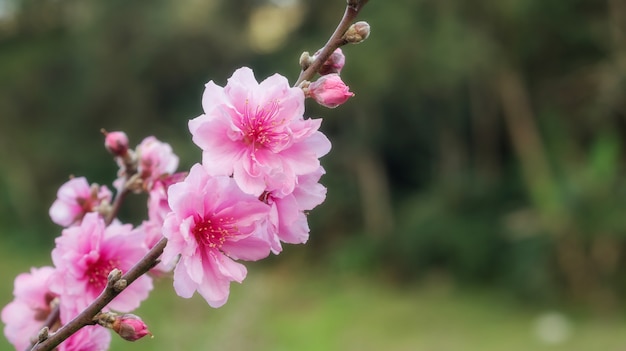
(241, 99, 289, 151)
(33, 292, 58, 322)
(193, 216, 239, 250)
(87, 258, 120, 293)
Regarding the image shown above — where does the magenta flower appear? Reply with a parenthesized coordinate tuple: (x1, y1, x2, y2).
(306, 73, 354, 109)
(50, 213, 153, 316)
(162, 164, 272, 307)
(263, 167, 327, 253)
(136, 136, 179, 190)
(1, 266, 57, 351)
(189, 67, 331, 196)
(49, 177, 112, 227)
(58, 325, 111, 351)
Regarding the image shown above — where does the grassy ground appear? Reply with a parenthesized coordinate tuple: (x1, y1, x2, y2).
(2, 245, 626, 351)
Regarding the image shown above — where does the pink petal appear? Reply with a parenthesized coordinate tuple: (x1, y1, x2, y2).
(221, 234, 271, 261)
(172, 262, 196, 299)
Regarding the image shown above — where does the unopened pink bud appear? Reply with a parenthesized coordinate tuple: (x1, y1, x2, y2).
(112, 314, 152, 341)
(306, 74, 354, 108)
(314, 48, 346, 75)
(104, 131, 129, 156)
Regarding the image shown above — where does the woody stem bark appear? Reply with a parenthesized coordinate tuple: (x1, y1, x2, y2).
(293, 0, 368, 87)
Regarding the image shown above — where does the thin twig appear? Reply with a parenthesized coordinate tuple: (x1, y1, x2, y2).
(293, 0, 368, 87)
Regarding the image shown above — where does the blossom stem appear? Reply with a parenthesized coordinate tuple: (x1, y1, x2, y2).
(293, 0, 368, 87)
(105, 188, 129, 225)
(29, 237, 169, 351)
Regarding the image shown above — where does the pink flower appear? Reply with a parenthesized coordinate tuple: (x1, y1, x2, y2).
(306, 74, 354, 108)
(315, 48, 346, 75)
(49, 177, 112, 227)
(50, 213, 153, 316)
(262, 167, 327, 253)
(1, 267, 57, 351)
(189, 67, 331, 196)
(162, 164, 272, 307)
(111, 314, 151, 341)
(58, 325, 111, 351)
(136, 136, 179, 190)
(140, 172, 186, 273)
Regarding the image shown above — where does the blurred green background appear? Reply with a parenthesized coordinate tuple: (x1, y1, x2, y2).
(3, 0, 626, 350)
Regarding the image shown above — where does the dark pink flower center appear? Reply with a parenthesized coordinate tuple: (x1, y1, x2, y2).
(193, 216, 239, 250)
(241, 99, 289, 151)
(86, 258, 120, 293)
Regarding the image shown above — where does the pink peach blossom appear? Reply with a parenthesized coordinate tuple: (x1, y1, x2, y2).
(262, 167, 327, 253)
(136, 136, 179, 190)
(50, 213, 153, 317)
(189, 67, 331, 196)
(1, 266, 57, 351)
(140, 172, 186, 273)
(307, 74, 354, 108)
(58, 325, 111, 351)
(49, 177, 112, 227)
(162, 164, 272, 307)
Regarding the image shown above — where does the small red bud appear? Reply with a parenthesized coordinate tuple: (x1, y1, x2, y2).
(112, 314, 152, 341)
(104, 131, 129, 156)
(306, 74, 354, 108)
(314, 48, 346, 75)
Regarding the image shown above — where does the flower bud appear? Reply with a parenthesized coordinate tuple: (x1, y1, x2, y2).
(104, 131, 129, 157)
(299, 51, 313, 70)
(314, 48, 346, 75)
(306, 74, 354, 108)
(344, 21, 370, 44)
(112, 314, 152, 342)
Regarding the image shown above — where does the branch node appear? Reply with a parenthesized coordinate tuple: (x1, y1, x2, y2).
(37, 327, 49, 343)
(107, 269, 123, 287)
(113, 279, 128, 292)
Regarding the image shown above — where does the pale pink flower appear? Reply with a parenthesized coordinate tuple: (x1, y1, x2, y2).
(58, 325, 111, 351)
(306, 74, 354, 108)
(263, 167, 327, 253)
(189, 67, 331, 196)
(162, 164, 272, 307)
(1, 267, 57, 351)
(49, 177, 112, 227)
(50, 213, 153, 316)
(136, 136, 179, 190)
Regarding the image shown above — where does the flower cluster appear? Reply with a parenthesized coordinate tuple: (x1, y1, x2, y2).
(166, 67, 330, 307)
(2, 8, 370, 348)
(2, 135, 179, 351)
(2, 67, 335, 350)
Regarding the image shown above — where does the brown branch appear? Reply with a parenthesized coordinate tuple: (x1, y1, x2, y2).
(30, 237, 168, 351)
(105, 188, 129, 225)
(293, 0, 368, 87)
